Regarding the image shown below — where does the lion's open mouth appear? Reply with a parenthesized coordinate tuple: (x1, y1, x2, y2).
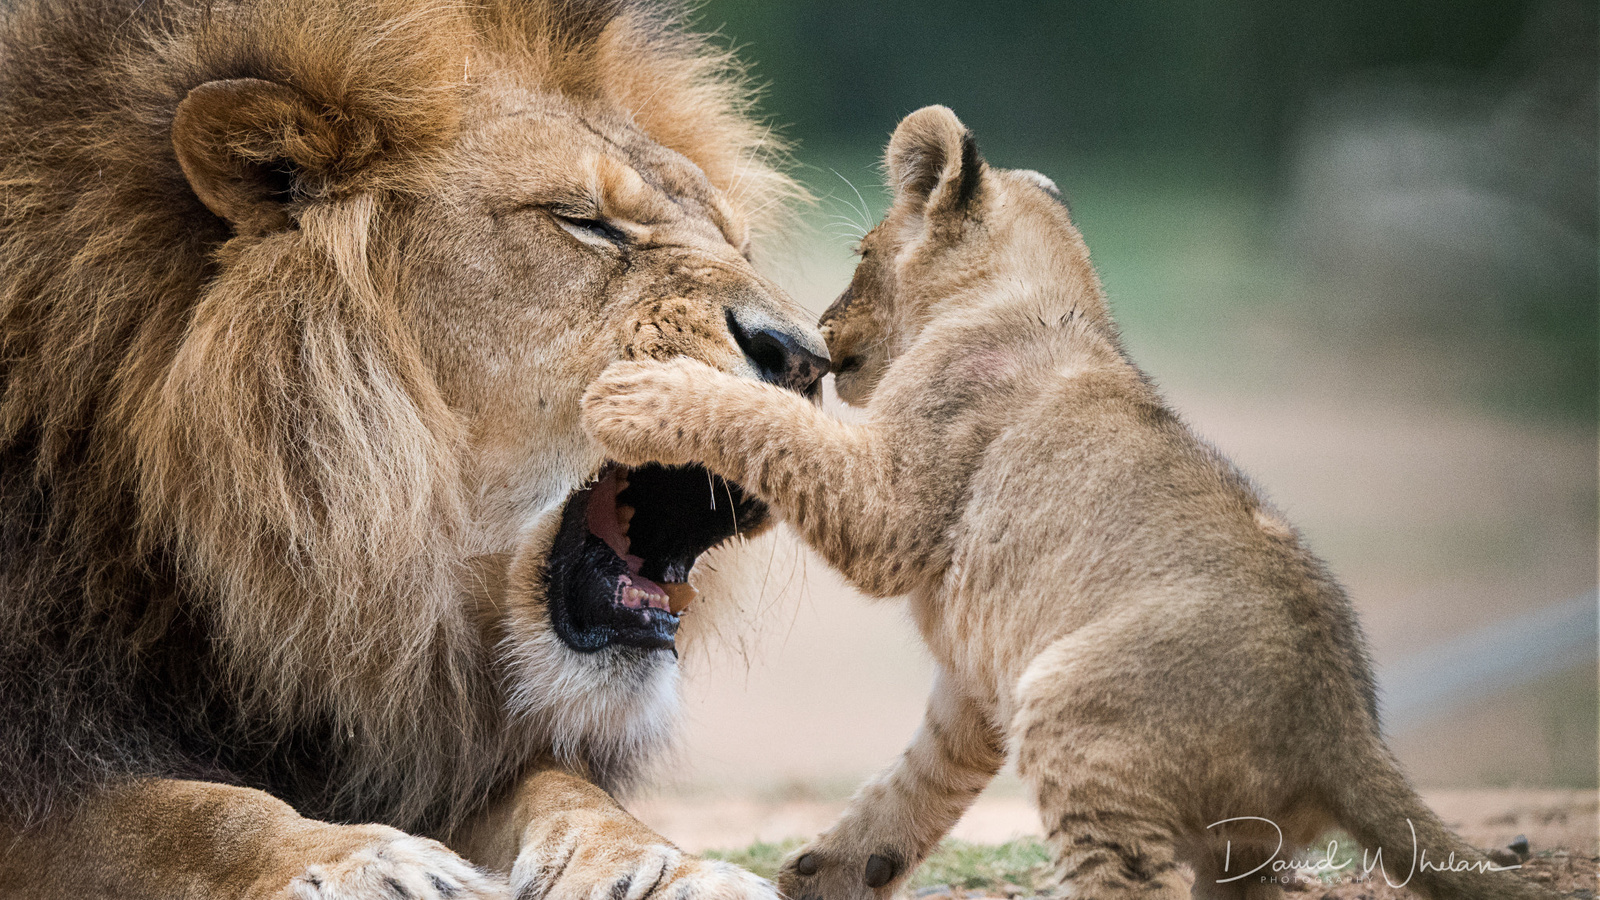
(545, 463, 768, 652)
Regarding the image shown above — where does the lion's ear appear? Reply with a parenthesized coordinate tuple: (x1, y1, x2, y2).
(550, 0, 629, 46)
(885, 105, 983, 217)
(172, 79, 350, 235)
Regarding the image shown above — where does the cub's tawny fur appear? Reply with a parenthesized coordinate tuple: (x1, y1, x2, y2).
(583, 107, 1559, 900)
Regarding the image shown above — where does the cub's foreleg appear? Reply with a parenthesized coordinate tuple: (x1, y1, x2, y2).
(776, 671, 1004, 900)
(583, 359, 927, 597)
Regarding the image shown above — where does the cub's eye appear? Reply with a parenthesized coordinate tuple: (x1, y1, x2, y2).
(552, 212, 628, 247)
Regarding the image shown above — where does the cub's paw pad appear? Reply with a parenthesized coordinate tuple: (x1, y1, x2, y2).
(863, 855, 899, 889)
(779, 849, 902, 900)
(289, 832, 505, 900)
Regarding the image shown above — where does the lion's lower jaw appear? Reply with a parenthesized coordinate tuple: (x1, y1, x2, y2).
(501, 627, 682, 793)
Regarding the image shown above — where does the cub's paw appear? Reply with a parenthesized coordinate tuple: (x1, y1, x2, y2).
(778, 845, 906, 900)
(581, 359, 716, 468)
(285, 827, 506, 899)
(512, 828, 777, 900)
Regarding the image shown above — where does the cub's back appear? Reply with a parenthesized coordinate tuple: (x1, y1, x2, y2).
(944, 356, 1375, 716)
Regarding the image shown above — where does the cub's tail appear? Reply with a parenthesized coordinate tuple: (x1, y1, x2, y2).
(1325, 738, 1562, 900)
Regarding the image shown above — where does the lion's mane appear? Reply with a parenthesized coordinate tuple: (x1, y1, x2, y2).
(0, 0, 793, 832)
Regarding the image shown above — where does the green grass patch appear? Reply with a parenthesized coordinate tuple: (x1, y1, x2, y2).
(703, 839, 804, 880)
(706, 832, 1394, 892)
(910, 838, 1055, 892)
(704, 838, 1056, 893)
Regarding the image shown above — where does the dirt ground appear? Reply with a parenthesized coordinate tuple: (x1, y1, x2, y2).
(634, 789, 1598, 856)
(907, 852, 1598, 899)
(633, 790, 1598, 896)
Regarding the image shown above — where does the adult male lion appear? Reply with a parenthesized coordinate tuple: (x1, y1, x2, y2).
(0, 0, 825, 897)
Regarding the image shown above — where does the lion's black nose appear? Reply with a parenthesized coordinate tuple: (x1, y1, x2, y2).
(726, 309, 830, 397)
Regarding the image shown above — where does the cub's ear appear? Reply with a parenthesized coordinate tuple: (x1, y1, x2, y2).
(885, 105, 983, 216)
(172, 78, 352, 235)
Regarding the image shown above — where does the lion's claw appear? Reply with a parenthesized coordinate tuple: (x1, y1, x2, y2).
(512, 837, 777, 900)
(286, 829, 506, 900)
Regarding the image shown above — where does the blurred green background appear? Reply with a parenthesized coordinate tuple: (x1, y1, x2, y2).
(708, 0, 1544, 161)
(701, 0, 1598, 420)
(652, 0, 1597, 824)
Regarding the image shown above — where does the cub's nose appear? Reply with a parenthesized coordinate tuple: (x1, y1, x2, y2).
(725, 308, 830, 397)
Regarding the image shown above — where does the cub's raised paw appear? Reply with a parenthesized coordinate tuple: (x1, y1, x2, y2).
(286, 828, 506, 900)
(778, 845, 905, 900)
(581, 358, 716, 468)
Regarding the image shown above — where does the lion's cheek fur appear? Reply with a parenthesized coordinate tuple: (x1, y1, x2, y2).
(498, 534, 683, 794)
(462, 429, 604, 556)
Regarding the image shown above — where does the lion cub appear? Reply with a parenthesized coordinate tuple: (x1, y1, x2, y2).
(582, 107, 1555, 900)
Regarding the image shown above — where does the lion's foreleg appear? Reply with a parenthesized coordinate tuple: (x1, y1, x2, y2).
(0, 778, 503, 900)
(449, 768, 777, 900)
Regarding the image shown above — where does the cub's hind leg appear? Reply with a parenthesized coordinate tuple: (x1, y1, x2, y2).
(1031, 790, 1194, 900)
(1013, 637, 1194, 900)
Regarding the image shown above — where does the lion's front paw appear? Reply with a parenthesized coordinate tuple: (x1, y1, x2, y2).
(778, 843, 906, 900)
(285, 827, 506, 900)
(512, 828, 777, 900)
(669, 858, 782, 900)
(581, 359, 714, 468)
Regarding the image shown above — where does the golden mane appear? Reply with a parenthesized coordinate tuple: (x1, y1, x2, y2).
(0, 0, 795, 830)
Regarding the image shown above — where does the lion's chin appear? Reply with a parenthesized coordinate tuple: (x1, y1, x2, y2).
(543, 462, 767, 653)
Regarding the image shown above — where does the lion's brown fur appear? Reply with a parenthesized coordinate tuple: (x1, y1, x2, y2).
(0, 0, 796, 834)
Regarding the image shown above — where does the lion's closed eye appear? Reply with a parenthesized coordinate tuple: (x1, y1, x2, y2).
(551, 211, 629, 247)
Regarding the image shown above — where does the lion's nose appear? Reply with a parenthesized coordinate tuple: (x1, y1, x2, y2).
(725, 308, 830, 397)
